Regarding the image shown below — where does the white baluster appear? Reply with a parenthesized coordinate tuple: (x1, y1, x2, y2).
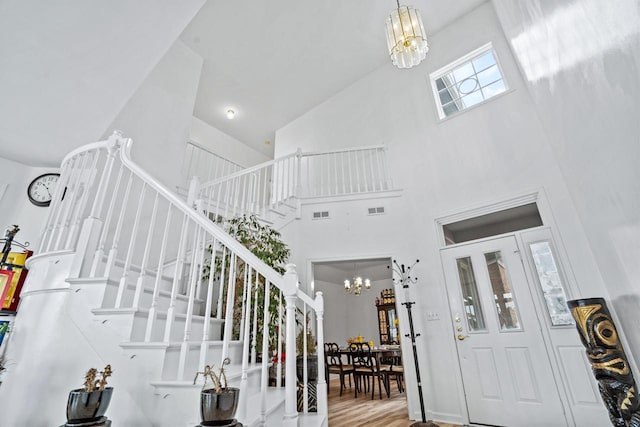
(133, 192, 159, 310)
(145, 204, 172, 342)
(54, 153, 87, 251)
(216, 246, 228, 319)
(164, 214, 190, 343)
(199, 238, 219, 367)
(90, 162, 124, 277)
(65, 149, 101, 250)
(251, 274, 259, 364)
(260, 280, 271, 426)
(115, 181, 146, 308)
(221, 252, 237, 364)
(282, 264, 299, 426)
(314, 291, 327, 419)
(276, 290, 283, 387)
(104, 170, 133, 281)
(237, 266, 254, 422)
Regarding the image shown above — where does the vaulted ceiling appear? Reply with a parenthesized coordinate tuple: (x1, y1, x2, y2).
(0, 0, 486, 166)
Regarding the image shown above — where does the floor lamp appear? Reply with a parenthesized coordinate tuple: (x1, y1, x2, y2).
(391, 259, 439, 427)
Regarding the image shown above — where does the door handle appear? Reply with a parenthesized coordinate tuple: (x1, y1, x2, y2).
(457, 334, 469, 341)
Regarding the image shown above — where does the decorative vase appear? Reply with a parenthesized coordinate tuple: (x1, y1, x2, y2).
(296, 356, 318, 383)
(200, 387, 240, 426)
(66, 387, 113, 425)
(568, 298, 640, 426)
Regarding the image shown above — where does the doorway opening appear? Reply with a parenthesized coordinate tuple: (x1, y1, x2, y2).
(311, 256, 411, 419)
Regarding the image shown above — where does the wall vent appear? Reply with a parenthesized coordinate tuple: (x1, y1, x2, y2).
(368, 207, 385, 215)
(312, 211, 330, 220)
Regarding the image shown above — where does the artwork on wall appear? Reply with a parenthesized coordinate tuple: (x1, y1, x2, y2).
(0, 320, 9, 346)
(0, 270, 15, 313)
(1, 251, 32, 312)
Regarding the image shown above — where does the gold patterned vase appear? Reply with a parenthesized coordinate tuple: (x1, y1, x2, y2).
(568, 298, 640, 427)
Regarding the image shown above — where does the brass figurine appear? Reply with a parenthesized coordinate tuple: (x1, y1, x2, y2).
(568, 298, 640, 427)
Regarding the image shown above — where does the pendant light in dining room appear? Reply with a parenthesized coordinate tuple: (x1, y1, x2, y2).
(385, 0, 429, 69)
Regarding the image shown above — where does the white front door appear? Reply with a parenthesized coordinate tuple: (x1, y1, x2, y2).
(442, 235, 568, 427)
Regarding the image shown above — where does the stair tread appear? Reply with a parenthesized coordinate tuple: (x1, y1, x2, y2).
(150, 363, 263, 388)
(69, 276, 205, 303)
(120, 340, 243, 349)
(91, 307, 224, 323)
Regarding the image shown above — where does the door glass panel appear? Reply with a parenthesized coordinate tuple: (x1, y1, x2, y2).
(530, 241, 573, 326)
(456, 257, 486, 331)
(484, 251, 521, 330)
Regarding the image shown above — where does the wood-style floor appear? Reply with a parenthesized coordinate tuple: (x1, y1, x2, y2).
(327, 376, 459, 427)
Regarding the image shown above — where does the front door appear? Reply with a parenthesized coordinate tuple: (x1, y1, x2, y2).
(442, 235, 567, 427)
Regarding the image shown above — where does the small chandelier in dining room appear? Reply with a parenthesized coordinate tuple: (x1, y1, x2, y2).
(344, 276, 372, 296)
(385, 0, 429, 69)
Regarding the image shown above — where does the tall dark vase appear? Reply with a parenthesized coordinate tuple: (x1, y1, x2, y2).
(568, 298, 640, 427)
(199, 387, 240, 427)
(65, 387, 113, 426)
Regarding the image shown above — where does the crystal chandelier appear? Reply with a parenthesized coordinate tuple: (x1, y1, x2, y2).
(344, 276, 372, 296)
(385, 0, 429, 69)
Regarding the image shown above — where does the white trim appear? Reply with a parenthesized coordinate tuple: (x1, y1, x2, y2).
(300, 189, 403, 206)
(434, 190, 541, 246)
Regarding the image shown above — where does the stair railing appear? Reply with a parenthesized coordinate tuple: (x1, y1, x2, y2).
(196, 144, 392, 223)
(38, 131, 326, 425)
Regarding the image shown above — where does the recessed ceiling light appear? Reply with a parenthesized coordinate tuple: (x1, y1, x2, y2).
(264, 140, 271, 146)
(225, 108, 236, 119)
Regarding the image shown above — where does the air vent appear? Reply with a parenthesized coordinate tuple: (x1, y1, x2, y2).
(367, 207, 385, 215)
(312, 211, 330, 220)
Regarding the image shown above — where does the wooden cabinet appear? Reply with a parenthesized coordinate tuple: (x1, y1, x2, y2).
(377, 303, 399, 345)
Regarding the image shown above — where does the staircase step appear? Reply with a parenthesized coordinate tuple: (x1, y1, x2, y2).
(92, 307, 224, 342)
(68, 277, 205, 314)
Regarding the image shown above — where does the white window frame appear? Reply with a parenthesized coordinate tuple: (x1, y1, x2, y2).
(429, 42, 509, 120)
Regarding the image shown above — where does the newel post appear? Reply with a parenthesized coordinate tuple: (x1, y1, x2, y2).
(314, 291, 328, 419)
(68, 131, 122, 278)
(295, 148, 302, 218)
(282, 264, 299, 426)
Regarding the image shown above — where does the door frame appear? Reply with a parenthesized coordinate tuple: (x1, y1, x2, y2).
(435, 190, 578, 426)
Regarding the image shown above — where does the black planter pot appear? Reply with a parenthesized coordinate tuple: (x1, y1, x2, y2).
(296, 356, 318, 383)
(66, 387, 113, 424)
(200, 387, 240, 426)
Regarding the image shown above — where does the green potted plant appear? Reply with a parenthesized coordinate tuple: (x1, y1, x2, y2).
(66, 364, 113, 425)
(204, 215, 291, 356)
(193, 357, 239, 425)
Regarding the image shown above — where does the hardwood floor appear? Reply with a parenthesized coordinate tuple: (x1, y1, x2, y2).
(326, 377, 459, 427)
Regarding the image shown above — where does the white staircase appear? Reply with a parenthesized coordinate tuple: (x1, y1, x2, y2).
(0, 132, 328, 427)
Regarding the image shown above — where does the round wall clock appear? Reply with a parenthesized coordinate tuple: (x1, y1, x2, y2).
(27, 173, 60, 207)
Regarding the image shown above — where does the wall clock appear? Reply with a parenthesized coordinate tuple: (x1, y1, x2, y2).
(27, 173, 60, 207)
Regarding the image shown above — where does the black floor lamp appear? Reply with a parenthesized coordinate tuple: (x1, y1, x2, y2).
(391, 259, 439, 427)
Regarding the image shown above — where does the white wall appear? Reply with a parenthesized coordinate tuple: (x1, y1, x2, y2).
(0, 157, 59, 250)
(189, 117, 272, 167)
(105, 40, 204, 191)
(277, 3, 609, 423)
(0, 0, 205, 167)
(492, 0, 640, 362)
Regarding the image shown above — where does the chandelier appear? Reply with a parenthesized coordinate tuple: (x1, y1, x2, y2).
(385, 0, 429, 69)
(344, 276, 372, 296)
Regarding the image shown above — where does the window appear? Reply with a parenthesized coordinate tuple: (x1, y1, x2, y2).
(430, 43, 507, 119)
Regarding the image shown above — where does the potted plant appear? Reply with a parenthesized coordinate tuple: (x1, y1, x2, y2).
(296, 312, 318, 383)
(204, 215, 291, 355)
(66, 364, 113, 425)
(193, 357, 240, 426)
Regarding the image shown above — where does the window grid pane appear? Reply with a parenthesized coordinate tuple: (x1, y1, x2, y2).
(432, 47, 506, 118)
(484, 251, 521, 331)
(456, 257, 487, 331)
(530, 241, 573, 326)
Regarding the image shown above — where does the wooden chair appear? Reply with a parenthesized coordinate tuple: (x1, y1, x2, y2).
(324, 342, 354, 396)
(349, 342, 389, 400)
(381, 352, 404, 395)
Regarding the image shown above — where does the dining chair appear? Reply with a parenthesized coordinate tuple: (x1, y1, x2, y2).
(324, 342, 354, 396)
(348, 342, 389, 400)
(382, 352, 404, 394)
